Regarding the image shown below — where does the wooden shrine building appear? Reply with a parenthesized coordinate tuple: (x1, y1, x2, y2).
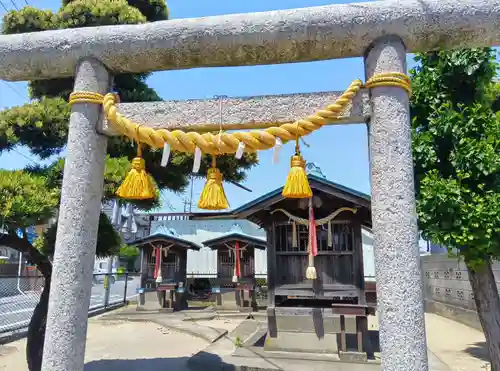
(202, 223, 266, 311)
(133, 225, 201, 312)
(210, 170, 375, 360)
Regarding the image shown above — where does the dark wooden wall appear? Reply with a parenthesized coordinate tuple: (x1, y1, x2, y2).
(142, 245, 188, 284)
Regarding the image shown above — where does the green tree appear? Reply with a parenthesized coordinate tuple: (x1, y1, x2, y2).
(0, 169, 122, 371)
(410, 48, 500, 368)
(0, 1, 257, 370)
(118, 244, 140, 270)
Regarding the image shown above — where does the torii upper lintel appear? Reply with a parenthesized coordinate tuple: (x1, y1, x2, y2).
(0, 0, 499, 81)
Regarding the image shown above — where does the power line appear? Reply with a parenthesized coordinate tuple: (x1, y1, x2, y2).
(8, 0, 18, 10)
(1, 80, 28, 101)
(11, 148, 39, 165)
(0, 0, 9, 12)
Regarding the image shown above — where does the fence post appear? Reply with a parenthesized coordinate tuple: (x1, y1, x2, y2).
(103, 256, 113, 308)
(123, 272, 129, 304)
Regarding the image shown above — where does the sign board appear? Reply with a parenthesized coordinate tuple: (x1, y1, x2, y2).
(177, 287, 185, 293)
(136, 288, 145, 294)
(212, 287, 221, 294)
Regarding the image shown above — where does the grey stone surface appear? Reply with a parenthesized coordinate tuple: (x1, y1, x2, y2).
(98, 309, 229, 343)
(365, 37, 428, 371)
(102, 90, 369, 135)
(40, 58, 110, 371)
(264, 332, 339, 354)
(1, 0, 500, 81)
(339, 351, 369, 363)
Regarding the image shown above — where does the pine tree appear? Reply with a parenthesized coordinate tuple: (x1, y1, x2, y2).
(0, 2, 257, 370)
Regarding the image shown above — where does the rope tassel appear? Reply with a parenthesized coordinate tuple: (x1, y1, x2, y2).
(116, 144, 156, 200)
(282, 140, 312, 199)
(198, 156, 229, 210)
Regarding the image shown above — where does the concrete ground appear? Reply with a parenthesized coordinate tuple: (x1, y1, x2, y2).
(0, 311, 490, 371)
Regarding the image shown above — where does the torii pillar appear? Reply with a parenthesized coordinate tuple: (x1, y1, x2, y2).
(365, 36, 428, 371)
(41, 58, 111, 371)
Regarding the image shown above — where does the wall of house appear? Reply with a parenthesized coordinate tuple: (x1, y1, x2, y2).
(421, 254, 490, 330)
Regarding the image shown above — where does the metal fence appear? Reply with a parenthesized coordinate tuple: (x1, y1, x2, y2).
(0, 273, 140, 335)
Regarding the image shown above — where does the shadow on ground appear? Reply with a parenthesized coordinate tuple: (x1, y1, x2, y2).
(84, 351, 234, 371)
(84, 357, 190, 371)
(464, 341, 489, 362)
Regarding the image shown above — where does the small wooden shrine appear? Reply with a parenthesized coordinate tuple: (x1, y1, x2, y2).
(201, 223, 266, 311)
(132, 225, 201, 312)
(230, 171, 373, 361)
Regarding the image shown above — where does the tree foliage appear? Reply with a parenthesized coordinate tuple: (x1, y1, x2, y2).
(0, 3, 256, 370)
(410, 48, 500, 268)
(119, 244, 139, 258)
(118, 244, 140, 270)
(38, 212, 122, 258)
(0, 170, 59, 229)
(1, 0, 258, 206)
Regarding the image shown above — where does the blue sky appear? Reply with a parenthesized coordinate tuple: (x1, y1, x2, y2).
(0, 0, 435, 213)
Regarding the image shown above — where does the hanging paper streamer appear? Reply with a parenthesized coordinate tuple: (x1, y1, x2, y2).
(192, 147, 202, 173)
(232, 241, 241, 283)
(161, 143, 171, 167)
(306, 197, 318, 280)
(292, 221, 298, 248)
(116, 143, 156, 200)
(235, 141, 245, 159)
(327, 221, 333, 248)
(272, 137, 283, 164)
(282, 139, 312, 199)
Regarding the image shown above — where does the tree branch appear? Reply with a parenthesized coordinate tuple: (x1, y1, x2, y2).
(0, 232, 51, 278)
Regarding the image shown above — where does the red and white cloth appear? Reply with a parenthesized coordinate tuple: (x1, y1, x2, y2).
(308, 199, 318, 257)
(153, 247, 163, 283)
(234, 241, 241, 278)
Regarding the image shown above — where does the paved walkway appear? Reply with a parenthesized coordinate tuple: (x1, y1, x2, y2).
(0, 311, 490, 371)
(425, 313, 489, 371)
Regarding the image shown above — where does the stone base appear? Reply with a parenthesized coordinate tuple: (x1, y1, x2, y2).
(238, 306, 253, 313)
(264, 332, 338, 354)
(136, 290, 177, 312)
(158, 307, 174, 313)
(339, 351, 368, 363)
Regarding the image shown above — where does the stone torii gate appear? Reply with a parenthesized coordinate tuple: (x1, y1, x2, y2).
(0, 0, 499, 371)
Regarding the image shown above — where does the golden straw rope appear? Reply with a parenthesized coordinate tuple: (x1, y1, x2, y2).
(68, 72, 411, 155)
